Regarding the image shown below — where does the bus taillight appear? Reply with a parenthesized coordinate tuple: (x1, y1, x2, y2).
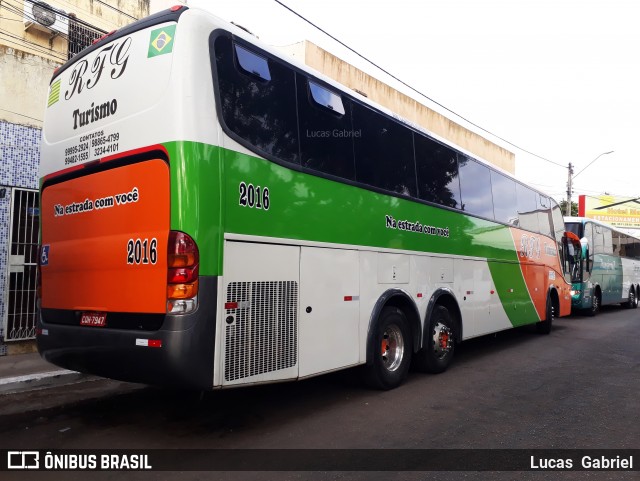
(167, 231, 199, 314)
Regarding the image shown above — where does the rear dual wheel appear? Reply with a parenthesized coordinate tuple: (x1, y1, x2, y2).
(625, 288, 638, 309)
(364, 307, 412, 390)
(536, 295, 554, 334)
(414, 305, 455, 374)
(585, 292, 600, 317)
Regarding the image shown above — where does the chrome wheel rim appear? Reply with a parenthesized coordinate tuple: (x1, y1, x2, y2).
(381, 324, 404, 372)
(432, 322, 453, 359)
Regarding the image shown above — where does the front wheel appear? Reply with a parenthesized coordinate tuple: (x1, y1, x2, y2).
(414, 305, 455, 374)
(363, 307, 412, 390)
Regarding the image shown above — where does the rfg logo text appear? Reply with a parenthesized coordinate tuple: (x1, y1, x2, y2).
(7, 451, 39, 469)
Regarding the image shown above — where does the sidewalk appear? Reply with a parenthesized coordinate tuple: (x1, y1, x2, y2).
(0, 351, 95, 394)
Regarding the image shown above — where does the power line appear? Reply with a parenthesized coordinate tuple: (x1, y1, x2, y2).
(272, 0, 567, 169)
(0, 30, 67, 62)
(95, 0, 138, 21)
(53, 0, 122, 29)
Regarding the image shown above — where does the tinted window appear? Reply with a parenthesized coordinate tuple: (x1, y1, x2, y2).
(564, 221, 582, 239)
(297, 75, 355, 180)
(619, 232, 638, 258)
(458, 156, 494, 219)
(414, 135, 461, 208)
(516, 183, 539, 232)
(613, 231, 622, 257)
(352, 103, 416, 196)
(490, 171, 518, 225)
(214, 36, 299, 163)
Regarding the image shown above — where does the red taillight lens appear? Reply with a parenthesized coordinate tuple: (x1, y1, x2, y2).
(167, 264, 199, 284)
(167, 231, 199, 312)
(168, 231, 198, 267)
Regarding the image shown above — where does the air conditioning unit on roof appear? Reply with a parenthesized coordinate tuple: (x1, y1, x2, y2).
(24, 0, 69, 36)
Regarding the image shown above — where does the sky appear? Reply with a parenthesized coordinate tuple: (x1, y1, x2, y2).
(188, 0, 639, 204)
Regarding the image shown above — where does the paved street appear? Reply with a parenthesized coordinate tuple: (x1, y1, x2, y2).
(1, 306, 638, 480)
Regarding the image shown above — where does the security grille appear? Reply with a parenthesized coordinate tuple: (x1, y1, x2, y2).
(67, 18, 104, 59)
(225, 281, 298, 382)
(3, 188, 39, 341)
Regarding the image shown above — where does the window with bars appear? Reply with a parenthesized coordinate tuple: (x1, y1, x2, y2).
(67, 17, 104, 60)
(3, 188, 40, 342)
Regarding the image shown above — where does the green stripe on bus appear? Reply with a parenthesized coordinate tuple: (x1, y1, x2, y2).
(165, 140, 536, 325)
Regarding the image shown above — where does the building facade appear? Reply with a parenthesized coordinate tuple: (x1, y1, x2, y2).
(0, 0, 151, 355)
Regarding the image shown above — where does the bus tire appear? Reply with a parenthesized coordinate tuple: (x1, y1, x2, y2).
(364, 306, 412, 390)
(414, 305, 455, 374)
(536, 295, 554, 334)
(585, 291, 600, 317)
(624, 288, 636, 309)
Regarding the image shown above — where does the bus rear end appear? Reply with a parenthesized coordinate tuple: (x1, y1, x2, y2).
(37, 6, 217, 389)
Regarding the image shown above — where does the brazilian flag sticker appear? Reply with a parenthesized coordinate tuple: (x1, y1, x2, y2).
(148, 25, 176, 58)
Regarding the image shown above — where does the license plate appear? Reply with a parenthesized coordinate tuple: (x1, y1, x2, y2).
(80, 312, 107, 327)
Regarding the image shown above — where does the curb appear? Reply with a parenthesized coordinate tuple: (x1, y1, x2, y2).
(0, 370, 97, 394)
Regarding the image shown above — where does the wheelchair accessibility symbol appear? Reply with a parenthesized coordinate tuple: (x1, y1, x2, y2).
(40, 245, 50, 266)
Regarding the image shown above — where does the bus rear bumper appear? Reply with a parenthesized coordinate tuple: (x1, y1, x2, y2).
(36, 277, 218, 390)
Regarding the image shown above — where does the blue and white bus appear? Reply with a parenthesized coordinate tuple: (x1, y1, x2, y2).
(565, 217, 640, 315)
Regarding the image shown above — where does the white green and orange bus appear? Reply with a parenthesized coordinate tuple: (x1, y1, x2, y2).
(37, 6, 581, 390)
(565, 217, 640, 315)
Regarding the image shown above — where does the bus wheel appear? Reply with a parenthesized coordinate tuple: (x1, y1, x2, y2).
(536, 295, 554, 334)
(414, 305, 455, 374)
(625, 289, 636, 309)
(364, 307, 412, 390)
(585, 292, 600, 317)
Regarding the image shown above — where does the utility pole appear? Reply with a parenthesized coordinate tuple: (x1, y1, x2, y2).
(566, 162, 574, 216)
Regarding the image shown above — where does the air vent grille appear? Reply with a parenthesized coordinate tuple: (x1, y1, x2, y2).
(224, 281, 298, 381)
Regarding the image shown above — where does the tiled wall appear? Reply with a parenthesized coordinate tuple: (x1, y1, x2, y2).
(0, 121, 41, 354)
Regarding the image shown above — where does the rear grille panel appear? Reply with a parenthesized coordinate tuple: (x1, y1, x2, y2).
(224, 281, 298, 382)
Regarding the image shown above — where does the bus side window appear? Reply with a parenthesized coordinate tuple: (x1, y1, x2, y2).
(537, 194, 553, 238)
(602, 227, 614, 255)
(297, 75, 355, 180)
(214, 35, 300, 164)
(351, 102, 416, 197)
(415, 135, 461, 209)
(458, 155, 494, 219)
(515, 183, 539, 233)
(490, 170, 518, 225)
(613, 231, 622, 257)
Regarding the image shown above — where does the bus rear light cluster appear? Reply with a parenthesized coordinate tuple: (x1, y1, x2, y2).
(167, 231, 199, 314)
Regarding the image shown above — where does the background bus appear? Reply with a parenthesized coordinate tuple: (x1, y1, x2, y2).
(565, 217, 640, 315)
(37, 6, 579, 390)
